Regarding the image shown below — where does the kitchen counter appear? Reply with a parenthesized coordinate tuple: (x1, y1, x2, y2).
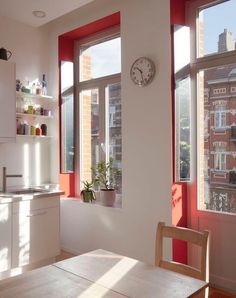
(0, 185, 64, 204)
(0, 185, 62, 276)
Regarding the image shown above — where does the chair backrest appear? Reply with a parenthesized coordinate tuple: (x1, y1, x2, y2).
(155, 222, 210, 282)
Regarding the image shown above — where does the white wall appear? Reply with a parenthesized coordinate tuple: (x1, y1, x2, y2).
(0, 16, 57, 188)
(0, 16, 49, 85)
(47, 0, 172, 264)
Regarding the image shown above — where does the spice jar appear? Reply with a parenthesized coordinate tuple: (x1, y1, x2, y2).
(41, 124, 47, 136)
(36, 127, 42, 136)
(24, 123, 30, 135)
(31, 125, 36, 135)
(27, 105, 34, 114)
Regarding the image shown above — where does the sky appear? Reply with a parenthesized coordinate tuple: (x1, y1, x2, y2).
(203, 0, 236, 55)
(84, 37, 121, 79)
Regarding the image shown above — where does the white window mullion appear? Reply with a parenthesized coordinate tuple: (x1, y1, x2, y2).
(99, 83, 106, 162)
(105, 85, 110, 164)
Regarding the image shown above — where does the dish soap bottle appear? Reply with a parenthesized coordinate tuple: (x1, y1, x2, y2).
(42, 74, 47, 95)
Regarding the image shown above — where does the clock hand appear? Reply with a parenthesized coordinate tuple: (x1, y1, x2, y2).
(135, 67, 143, 73)
(135, 67, 144, 82)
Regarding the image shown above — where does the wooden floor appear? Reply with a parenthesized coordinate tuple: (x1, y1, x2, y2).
(57, 251, 235, 298)
(209, 288, 236, 298)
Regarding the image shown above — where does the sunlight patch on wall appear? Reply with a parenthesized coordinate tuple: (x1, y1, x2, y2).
(0, 248, 9, 271)
(23, 143, 30, 187)
(35, 142, 41, 185)
(0, 204, 9, 223)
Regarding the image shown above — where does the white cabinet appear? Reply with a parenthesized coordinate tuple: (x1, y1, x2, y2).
(0, 60, 16, 142)
(0, 203, 12, 273)
(12, 196, 60, 268)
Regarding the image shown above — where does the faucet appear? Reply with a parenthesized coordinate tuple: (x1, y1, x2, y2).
(2, 167, 23, 193)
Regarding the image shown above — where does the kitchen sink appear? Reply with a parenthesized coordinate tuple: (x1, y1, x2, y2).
(8, 188, 47, 195)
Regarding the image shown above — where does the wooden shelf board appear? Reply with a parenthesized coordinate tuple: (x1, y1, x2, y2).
(16, 113, 53, 119)
(16, 134, 52, 138)
(16, 91, 54, 100)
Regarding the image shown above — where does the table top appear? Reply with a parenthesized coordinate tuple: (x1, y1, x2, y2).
(0, 249, 208, 298)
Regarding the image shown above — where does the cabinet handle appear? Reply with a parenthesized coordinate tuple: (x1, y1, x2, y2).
(26, 211, 47, 217)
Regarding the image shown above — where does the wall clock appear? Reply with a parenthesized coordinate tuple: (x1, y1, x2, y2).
(130, 57, 155, 87)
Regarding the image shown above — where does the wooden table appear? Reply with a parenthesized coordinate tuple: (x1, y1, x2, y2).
(0, 249, 208, 298)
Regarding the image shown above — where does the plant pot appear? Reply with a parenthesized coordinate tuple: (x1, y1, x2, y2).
(100, 189, 116, 207)
(81, 190, 95, 203)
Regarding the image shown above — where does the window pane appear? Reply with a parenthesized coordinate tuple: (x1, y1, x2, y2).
(175, 77, 191, 182)
(61, 61, 74, 173)
(80, 37, 121, 81)
(106, 83, 122, 196)
(174, 25, 190, 73)
(198, 0, 236, 57)
(80, 89, 100, 183)
(198, 64, 236, 214)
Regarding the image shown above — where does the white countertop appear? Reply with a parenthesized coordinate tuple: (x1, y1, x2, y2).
(0, 185, 64, 204)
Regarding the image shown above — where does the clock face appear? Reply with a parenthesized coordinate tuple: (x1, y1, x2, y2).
(130, 57, 155, 87)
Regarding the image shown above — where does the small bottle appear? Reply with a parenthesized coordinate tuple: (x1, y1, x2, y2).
(36, 127, 42, 136)
(36, 80, 42, 95)
(31, 125, 36, 135)
(31, 83, 36, 94)
(41, 124, 47, 136)
(42, 74, 47, 95)
(16, 119, 21, 134)
(24, 123, 30, 135)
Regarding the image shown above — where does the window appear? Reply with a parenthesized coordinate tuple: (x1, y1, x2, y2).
(198, 0, 236, 57)
(204, 151, 209, 178)
(204, 110, 209, 137)
(76, 27, 122, 198)
(214, 104, 226, 129)
(60, 61, 74, 173)
(175, 77, 191, 181)
(231, 87, 236, 93)
(214, 147, 226, 171)
(187, 0, 236, 214)
(213, 88, 226, 95)
(174, 25, 191, 182)
(80, 37, 121, 81)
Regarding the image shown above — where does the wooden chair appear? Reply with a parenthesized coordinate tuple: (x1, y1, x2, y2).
(155, 222, 210, 297)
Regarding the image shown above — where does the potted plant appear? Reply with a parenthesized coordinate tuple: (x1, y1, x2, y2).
(92, 157, 120, 207)
(80, 181, 96, 203)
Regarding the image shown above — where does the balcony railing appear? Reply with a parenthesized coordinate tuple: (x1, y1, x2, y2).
(206, 190, 236, 214)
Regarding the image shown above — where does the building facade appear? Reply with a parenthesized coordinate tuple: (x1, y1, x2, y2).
(204, 30, 236, 213)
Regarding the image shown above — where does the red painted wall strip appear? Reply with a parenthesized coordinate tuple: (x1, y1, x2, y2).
(170, 0, 188, 264)
(170, 0, 186, 25)
(60, 12, 120, 40)
(172, 183, 187, 263)
(58, 38, 75, 197)
(59, 37, 74, 61)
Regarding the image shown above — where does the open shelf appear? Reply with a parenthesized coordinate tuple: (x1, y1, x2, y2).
(16, 92, 55, 141)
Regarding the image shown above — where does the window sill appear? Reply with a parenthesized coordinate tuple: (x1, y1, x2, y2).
(60, 196, 122, 209)
(214, 128, 227, 133)
(213, 170, 227, 173)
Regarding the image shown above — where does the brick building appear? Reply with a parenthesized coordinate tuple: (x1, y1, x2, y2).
(204, 30, 236, 213)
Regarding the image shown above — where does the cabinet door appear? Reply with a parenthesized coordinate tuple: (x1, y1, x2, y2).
(0, 60, 16, 142)
(0, 203, 12, 273)
(12, 206, 60, 268)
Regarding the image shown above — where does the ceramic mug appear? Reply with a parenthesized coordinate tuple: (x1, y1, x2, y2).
(0, 48, 12, 60)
